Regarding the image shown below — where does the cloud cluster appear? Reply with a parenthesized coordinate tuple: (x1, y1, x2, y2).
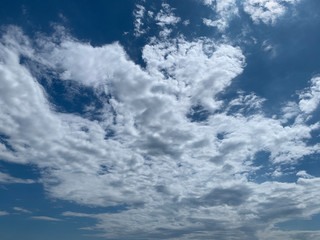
(1, 23, 320, 240)
(243, 0, 300, 25)
(133, 4, 146, 37)
(203, 0, 238, 31)
(132, 2, 181, 38)
(155, 3, 181, 27)
(202, 0, 300, 30)
(299, 76, 320, 114)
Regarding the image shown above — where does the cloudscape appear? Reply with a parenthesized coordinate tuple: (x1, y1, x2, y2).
(1, 0, 320, 239)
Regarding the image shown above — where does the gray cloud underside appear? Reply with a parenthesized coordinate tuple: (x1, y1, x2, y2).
(1, 25, 320, 239)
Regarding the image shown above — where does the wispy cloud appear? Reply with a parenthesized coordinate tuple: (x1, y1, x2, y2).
(62, 211, 97, 218)
(13, 207, 32, 214)
(155, 3, 181, 27)
(0, 172, 35, 184)
(0, 211, 9, 216)
(133, 4, 146, 37)
(30, 216, 62, 222)
(202, 0, 238, 31)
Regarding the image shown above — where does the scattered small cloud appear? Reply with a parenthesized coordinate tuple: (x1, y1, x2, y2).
(13, 207, 32, 214)
(182, 19, 190, 26)
(299, 77, 320, 114)
(62, 211, 96, 218)
(201, 0, 300, 30)
(133, 4, 146, 37)
(243, 0, 300, 25)
(202, 0, 238, 31)
(30, 216, 62, 221)
(262, 40, 277, 57)
(0, 172, 35, 184)
(155, 3, 181, 27)
(0, 211, 9, 216)
(297, 170, 315, 179)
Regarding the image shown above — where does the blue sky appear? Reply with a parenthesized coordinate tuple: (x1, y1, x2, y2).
(1, 0, 320, 239)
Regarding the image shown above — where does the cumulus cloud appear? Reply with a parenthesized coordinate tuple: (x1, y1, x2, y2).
(1, 25, 320, 239)
(297, 170, 314, 179)
(202, 0, 238, 31)
(243, 0, 300, 25)
(299, 77, 320, 114)
(155, 3, 181, 27)
(132, 2, 181, 38)
(201, 0, 300, 30)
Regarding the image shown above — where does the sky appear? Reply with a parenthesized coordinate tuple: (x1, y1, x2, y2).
(1, 0, 320, 239)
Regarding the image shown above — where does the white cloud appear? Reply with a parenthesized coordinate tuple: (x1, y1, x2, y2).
(0, 172, 35, 184)
(299, 77, 320, 114)
(0, 211, 9, 216)
(155, 3, 181, 27)
(13, 207, 32, 214)
(203, 0, 215, 5)
(158, 27, 172, 38)
(63, 177, 320, 239)
(133, 4, 146, 37)
(281, 101, 300, 122)
(142, 38, 245, 111)
(202, 0, 238, 31)
(30, 216, 62, 221)
(62, 211, 96, 218)
(182, 19, 190, 26)
(227, 91, 266, 113)
(258, 230, 320, 240)
(1, 26, 320, 239)
(243, 0, 300, 25)
(297, 170, 314, 179)
(201, 0, 300, 30)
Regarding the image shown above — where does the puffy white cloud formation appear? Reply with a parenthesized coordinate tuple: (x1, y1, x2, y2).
(155, 3, 181, 27)
(243, 0, 300, 25)
(202, 0, 300, 30)
(299, 77, 320, 114)
(202, 0, 238, 31)
(132, 2, 181, 38)
(1, 25, 320, 239)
